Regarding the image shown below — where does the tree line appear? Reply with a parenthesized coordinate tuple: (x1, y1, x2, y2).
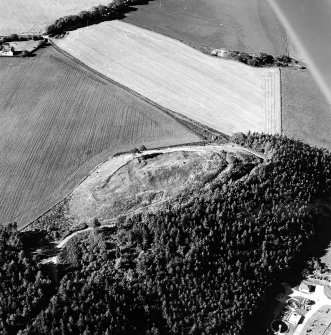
(46, 0, 152, 35)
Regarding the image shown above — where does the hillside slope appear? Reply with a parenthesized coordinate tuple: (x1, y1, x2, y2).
(0, 46, 199, 227)
(8, 134, 331, 335)
(30, 144, 262, 238)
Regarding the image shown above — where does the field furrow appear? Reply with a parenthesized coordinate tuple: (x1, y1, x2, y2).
(54, 21, 281, 136)
(0, 46, 199, 226)
(262, 69, 281, 134)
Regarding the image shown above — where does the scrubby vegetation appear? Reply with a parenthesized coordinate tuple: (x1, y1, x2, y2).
(46, 0, 151, 35)
(212, 49, 303, 68)
(0, 34, 44, 43)
(1, 134, 330, 334)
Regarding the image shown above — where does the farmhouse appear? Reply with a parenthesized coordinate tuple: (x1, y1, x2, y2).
(0, 43, 14, 56)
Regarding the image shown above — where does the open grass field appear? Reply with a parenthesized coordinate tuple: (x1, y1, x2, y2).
(0, 0, 112, 35)
(300, 306, 331, 335)
(281, 68, 331, 150)
(0, 46, 199, 227)
(123, 0, 287, 55)
(54, 21, 281, 135)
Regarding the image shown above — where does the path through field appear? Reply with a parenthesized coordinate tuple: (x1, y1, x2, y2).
(0, 0, 114, 35)
(0, 46, 198, 227)
(54, 21, 281, 136)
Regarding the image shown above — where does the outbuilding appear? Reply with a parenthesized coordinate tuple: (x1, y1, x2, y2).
(299, 282, 315, 294)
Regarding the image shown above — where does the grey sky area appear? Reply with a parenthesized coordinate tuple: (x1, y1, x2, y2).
(269, 0, 331, 106)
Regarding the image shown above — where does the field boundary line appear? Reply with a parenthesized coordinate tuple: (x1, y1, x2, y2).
(18, 140, 207, 232)
(49, 41, 227, 140)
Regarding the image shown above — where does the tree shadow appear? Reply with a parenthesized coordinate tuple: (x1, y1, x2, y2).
(244, 201, 331, 335)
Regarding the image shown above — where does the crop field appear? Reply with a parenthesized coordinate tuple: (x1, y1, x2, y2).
(54, 21, 281, 136)
(123, 0, 287, 55)
(0, 0, 112, 35)
(281, 68, 331, 150)
(0, 46, 198, 227)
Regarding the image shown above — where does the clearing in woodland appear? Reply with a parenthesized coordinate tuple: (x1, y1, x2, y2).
(0, 0, 113, 35)
(54, 21, 281, 135)
(0, 46, 198, 227)
(123, 0, 287, 55)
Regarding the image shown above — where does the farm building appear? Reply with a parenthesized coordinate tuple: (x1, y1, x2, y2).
(211, 48, 231, 58)
(299, 282, 315, 294)
(287, 311, 302, 325)
(0, 43, 14, 56)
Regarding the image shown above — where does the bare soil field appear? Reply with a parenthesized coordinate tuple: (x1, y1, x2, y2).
(0, 46, 198, 227)
(281, 68, 331, 150)
(0, 0, 113, 35)
(123, 0, 287, 55)
(54, 21, 281, 135)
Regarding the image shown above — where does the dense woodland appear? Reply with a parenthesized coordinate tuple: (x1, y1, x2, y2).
(1, 133, 331, 335)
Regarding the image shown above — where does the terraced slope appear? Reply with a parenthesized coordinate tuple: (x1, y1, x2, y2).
(0, 0, 112, 34)
(54, 21, 281, 135)
(0, 46, 199, 227)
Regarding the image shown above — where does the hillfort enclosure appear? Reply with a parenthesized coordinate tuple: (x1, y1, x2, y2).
(0, 1, 330, 335)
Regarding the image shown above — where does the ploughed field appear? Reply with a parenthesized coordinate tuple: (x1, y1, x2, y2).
(54, 21, 281, 135)
(281, 68, 331, 151)
(0, 46, 198, 227)
(0, 0, 113, 35)
(123, 0, 287, 55)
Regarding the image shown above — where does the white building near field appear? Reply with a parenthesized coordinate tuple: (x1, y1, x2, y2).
(287, 311, 302, 325)
(211, 48, 231, 58)
(0, 43, 14, 56)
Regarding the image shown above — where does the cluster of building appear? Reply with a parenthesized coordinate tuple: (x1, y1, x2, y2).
(271, 282, 316, 334)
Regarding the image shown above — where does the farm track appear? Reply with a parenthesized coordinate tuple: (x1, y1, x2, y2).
(54, 21, 282, 136)
(0, 46, 199, 227)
